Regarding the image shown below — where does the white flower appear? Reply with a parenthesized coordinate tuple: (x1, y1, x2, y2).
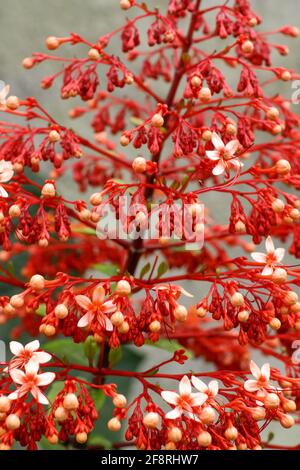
(244, 360, 271, 393)
(206, 132, 242, 176)
(251, 236, 285, 276)
(75, 284, 116, 330)
(191, 376, 219, 399)
(5, 340, 51, 372)
(8, 361, 55, 405)
(0, 160, 14, 198)
(161, 375, 207, 420)
(0, 82, 10, 107)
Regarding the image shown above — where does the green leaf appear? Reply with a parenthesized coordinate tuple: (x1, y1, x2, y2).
(108, 347, 123, 368)
(92, 263, 119, 276)
(139, 262, 151, 279)
(88, 434, 112, 450)
(145, 338, 193, 359)
(44, 338, 87, 366)
(72, 227, 96, 236)
(36, 304, 46, 317)
(267, 432, 274, 443)
(90, 388, 106, 411)
(157, 261, 168, 278)
(83, 336, 98, 363)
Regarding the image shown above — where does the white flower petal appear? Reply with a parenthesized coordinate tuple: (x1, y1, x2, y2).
(249, 360, 261, 379)
(161, 391, 180, 405)
(179, 287, 194, 298)
(34, 351, 52, 364)
(261, 363, 270, 382)
(0, 185, 8, 198)
(77, 312, 91, 328)
(92, 285, 105, 304)
(191, 392, 208, 407)
(274, 247, 285, 263)
(265, 236, 275, 253)
(9, 368, 26, 385)
(244, 380, 259, 392)
(212, 132, 224, 150)
(9, 341, 24, 356)
(225, 139, 239, 155)
(165, 407, 181, 420)
(212, 161, 225, 176)
(31, 387, 49, 405)
(105, 317, 113, 332)
(103, 300, 117, 314)
(179, 375, 191, 396)
(262, 265, 273, 276)
(25, 340, 40, 352)
(25, 360, 39, 376)
(206, 150, 220, 161)
(208, 380, 219, 396)
(37, 372, 55, 386)
(191, 376, 208, 393)
(250, 252, 267, 263)
(75, 294, 92, 311)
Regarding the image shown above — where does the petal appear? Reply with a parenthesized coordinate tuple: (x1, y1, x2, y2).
(212, 161, 225, 176)
(165, 407, 181, 420)
(37, 372, 55, 386)
(179, 287, 194, 298)
(31, 387, 49, 405)
(103, 300, 117, 314)
(8, 387, 27, 401)
(261, 363, 270, 382)
(191, 392, 208, 406)
(262, 265, 273, 276)
(77, 312, 91, 328)
(250, 252, 267, 263)
(0, 169, 14, 182)
(7, 391, 19, 401)
(25, 340, 40, 352)
(0, 84, 10, 102)
(225, 139, 239, 155)
(179, 375, 191, 396)
(105, 317, 113, 332)
(191, 376, 208, 393)
(208, 380, 219, 396)
(33, 351, 52, 364)
(265, 236, 274, 253)
(9, 368, 26, 385)
(206, 150, 220, 161)
(274, 247, 285, 263)
(161, 391, 180, 405)
(92, 285, 105, 304)
(9, 341, 24, 356)
(212, 132, 224, 150)
(244, 380, 259, 392)
(25, 360, 39, 376)
(249, 360, 261, 379)
(0, 185, 8, 198)
(75, 294, 92, 311)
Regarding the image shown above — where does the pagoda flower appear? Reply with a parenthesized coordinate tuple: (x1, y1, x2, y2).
(205, 132, 242, 176)
(0, 82, 10, 107)
(8, 360, 55, 405)
(75, 284, 116, 330)
(0, 160, 14, 198)
(250, 236, 285, 276)
(191, 376, 219, 401)
(4, 340, 51, 372)
(244, 360, 271, 393)
(161, 375, 207, 420)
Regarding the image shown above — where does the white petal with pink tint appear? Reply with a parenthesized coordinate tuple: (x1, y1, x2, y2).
(191, 376, 208, 393)
(37, 372, 55, 386)
(179, 375, 192, 396)
(34, 351, 52, 364)
(244, 380, 259, 392)
(274, 247, 285, 262)
(31, 387, 49, 405)
(165, 407, 181, 420)
(0, 186, 8, 198)
(212, 161, 225, 176)
(25, 340, 39, 352)
(250, 360, 261, 379)
(92, 285, 105, 304)
(208, 380, 219, 396)
(262, 265, 274, 276)
(251, 252, 267, 263)
(206, 150, 220, 161)
(261, 363, 270, 381)
(9, 341, 24, 356)
(78, 312, 91, 328)
(9, 368, 26, 385)
(265, 236, 274, 253)
(190, 392, 207, 406)
(103, 300, 117, 314)
(105, 317, 113, 332)
(75, 294, 92, 311)
(225, 139, 239, 155)
(211, 132, 224, 150)
(161, 391, 179, 405)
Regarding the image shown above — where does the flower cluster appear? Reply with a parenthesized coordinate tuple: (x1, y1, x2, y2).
(0, 0, 299, 451)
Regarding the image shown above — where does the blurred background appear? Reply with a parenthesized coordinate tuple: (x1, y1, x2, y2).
(0, 0, 299, 448)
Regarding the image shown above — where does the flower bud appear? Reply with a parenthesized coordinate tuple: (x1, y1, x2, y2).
(271, 198, 285, 212)
(5, 414, 20, 430)
(199, 406, 216, 425)
(0, 397, 11, 413)
(116, 280, 131, 296)
(281, 70, 291, 81)
(149, 320, 161, 333)
(44, 325, 56, 337)
(249, 406, 266, 421)
(224, 425, 238, 441)
(76, 432, 88, 444)
(6, 96, 20, 110)
(264, 393, 280, 409)
(269, 318, 281, 330)
(42, 182, 56, 198)
(282, 399, 296, 413)
(197, 431, 212, 447)
(230, 292, 244, 307)
(143, 412, 160, 429)
(113, 394, 127, 408)
(54, 304, 69, 319)
(22, 57, 34, 69)
(276, 159, 291, 175)
(198, 87, 211, 103)
(10, 295, 24, 309)
(283, 290, 298, 305)
(47, 434, 59, 445)
(118, 321, 130, 334)
(49, 130, 60, 143)
(196, 306, 207, 318)
(132, 157, 147, 173)
(267, 107, 280, 121)
(174, 305, 188, 322)
(9, 205, 21, 217)
(29, 274, 45, 291)
(88, 48, 100, 60)
(202, 130, 212, 141)
(63, 393, 79, 410)
(191, 75, 201, 88)
(241, 40, 254, 54)
(165, 441, 176, 450)
(280, 414, 295, 428)
(46, 36, 60, 50)
(120, 0, 131, 10)
(54, 406, 69, 422)
(238, 309, 249, 322)
(107, 417, 121, 432)
(168, 427, 182, 443)
(90, 192, 102, 205)
(235, 220, 246, 233)
(120, 134, 130, 147)
(111, 311, 125, 327)
(151, 113, 164, 128)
